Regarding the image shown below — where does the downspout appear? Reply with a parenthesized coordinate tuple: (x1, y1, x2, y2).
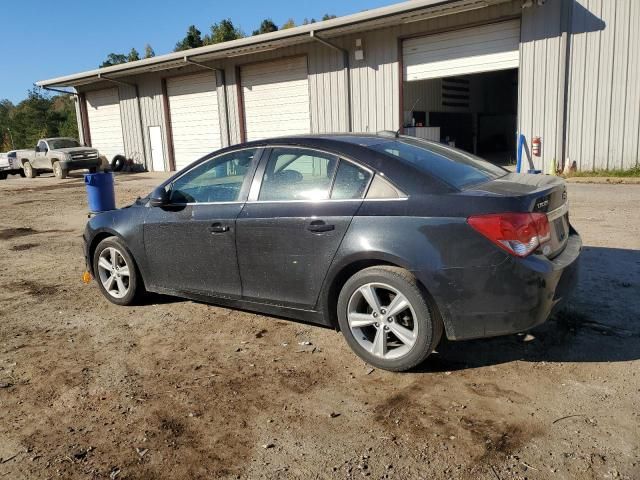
(183, 58, 232, 147)
(99, 74, 148, 170)
(310, 31, 353, 133)
(558, 0, 574, 172)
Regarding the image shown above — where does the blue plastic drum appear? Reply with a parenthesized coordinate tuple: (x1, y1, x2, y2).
(84, 172, 116, 213)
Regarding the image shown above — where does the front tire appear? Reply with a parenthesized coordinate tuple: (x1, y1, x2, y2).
(337, 266, 442, 372)
(52, 161, 67, 179)
(92, 237, 142, 306)
(23, 162, 37, 178)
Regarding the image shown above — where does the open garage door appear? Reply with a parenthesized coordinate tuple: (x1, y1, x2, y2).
(85, 88, 125, 161)
(241, 56, 311, 141)
(403, 20, 520, 81)
(167, 72, 222, 171)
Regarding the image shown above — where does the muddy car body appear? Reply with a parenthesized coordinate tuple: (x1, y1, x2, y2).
(83, 134, 581, 371)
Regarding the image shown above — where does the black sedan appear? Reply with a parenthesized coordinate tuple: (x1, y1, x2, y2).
(83, 134, 581, 371)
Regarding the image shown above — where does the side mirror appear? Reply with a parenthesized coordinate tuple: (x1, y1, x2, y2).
(149, 187, 169, 207)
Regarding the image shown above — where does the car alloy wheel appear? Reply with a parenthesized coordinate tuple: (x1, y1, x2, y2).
(97, 247, 131, 299)
(347, 282, 418, 360)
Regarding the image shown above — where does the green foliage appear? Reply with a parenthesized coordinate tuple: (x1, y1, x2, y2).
(281, 18, 296, 29)
(99, 53, 128, 68)
(322, 14, 337, 21)
(565, 166, 640, 178)
(302, 18, 316, 25)
(204, 19, 244, 45)
(0, 90, 78, 151)
(127, 48, 140, 62)
(253, 18, 278, 36)
(174, 25, 204, 51)
(144, 44, 155, 58)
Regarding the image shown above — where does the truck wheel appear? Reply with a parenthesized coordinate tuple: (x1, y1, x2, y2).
(52, 161, 68, 179)
(19, 169, 26, 178)
(89, 167, 98, 174)
(23, 162, 37, 178)
(0, 172, 7, 180)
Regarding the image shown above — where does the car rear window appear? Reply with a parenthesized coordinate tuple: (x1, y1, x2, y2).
(369, 138, 507, 189)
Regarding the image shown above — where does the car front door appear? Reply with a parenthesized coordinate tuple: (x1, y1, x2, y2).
(236, 147, 373, 309)
(143, 148, 261, 298)
(34, 140, 49, 169)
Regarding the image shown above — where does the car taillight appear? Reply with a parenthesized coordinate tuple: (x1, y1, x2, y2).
(467, 212, 551, 257)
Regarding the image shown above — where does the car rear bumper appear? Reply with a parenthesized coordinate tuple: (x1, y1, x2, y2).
(431, 230, 581, 341)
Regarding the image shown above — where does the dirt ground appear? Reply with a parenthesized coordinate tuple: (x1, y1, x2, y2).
(0, 172, 638, 480)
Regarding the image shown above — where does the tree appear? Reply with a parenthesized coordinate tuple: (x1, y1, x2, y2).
(144, 44, 155, 58)
(100, 53, 128, 68)
(204, 19, 244, 45)
(322, 14, 337, 21)
(281, 18, 296, 29)
(127, 48, 140, 62)
(302, 18, 316, 25)
(1, 90, 77, 149)
(253, 18, 278, 36)
(174, 25, 204, 51)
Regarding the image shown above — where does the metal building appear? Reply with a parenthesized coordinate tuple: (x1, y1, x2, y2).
(37, 0, 640, 172)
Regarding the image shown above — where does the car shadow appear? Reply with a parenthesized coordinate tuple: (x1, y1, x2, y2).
(417, 246, 640, 372)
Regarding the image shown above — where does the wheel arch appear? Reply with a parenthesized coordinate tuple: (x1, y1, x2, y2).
(320, 253, 446, 334)
(88, 231, 146, 289)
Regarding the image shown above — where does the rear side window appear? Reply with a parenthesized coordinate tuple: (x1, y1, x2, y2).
(331, 161, 371, 199)
(369, 139, 507, 189)
(259, 148, 339, 201)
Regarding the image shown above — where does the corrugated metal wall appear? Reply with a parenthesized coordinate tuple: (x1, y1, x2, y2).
(518, 0, 569, 173)
(565, 0, 640, 170)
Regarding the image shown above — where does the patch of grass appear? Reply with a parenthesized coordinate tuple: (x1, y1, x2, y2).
(564, 166, 640, 178)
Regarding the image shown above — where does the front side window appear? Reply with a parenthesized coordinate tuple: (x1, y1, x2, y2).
(169, 148, 257, 204)
(259, 148, 339, 201)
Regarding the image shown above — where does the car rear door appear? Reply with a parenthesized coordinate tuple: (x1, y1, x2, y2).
(235, 147, 373, 309)
(143, 148, 261, 297)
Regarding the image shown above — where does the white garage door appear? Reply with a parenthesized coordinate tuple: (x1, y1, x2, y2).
(167, 72, 221, 171)
(403, 20, 520, 81)
(241, 56, 311, 141)
(85, 88, 125, 161)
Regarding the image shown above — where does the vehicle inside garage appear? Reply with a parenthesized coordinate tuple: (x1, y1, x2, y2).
(402, 20, 520, 166)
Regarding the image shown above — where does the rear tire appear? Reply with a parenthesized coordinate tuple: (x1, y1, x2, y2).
(52, 161, 67, 179)
(92, 237, 142, 306)
(337, 266, 442, 372)
(19, 169, 26, 178)
(23, 162, 37, 178)
(0, 172, 7, 180)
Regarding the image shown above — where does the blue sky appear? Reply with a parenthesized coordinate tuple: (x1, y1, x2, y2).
(0, 0, 394, 104)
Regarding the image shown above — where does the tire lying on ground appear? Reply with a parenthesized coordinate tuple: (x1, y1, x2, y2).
(111, 155, 127, 172)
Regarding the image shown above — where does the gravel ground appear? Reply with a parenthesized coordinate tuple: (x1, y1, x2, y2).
(0, 172, 638, 479)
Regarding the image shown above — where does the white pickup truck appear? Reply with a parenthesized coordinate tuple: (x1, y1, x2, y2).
(0, 151, 25, 179)
(15, 137, 101, 179)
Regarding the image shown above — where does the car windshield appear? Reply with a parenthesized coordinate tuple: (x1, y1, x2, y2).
(48, 139, 80, 149)
(369, 138, 507, 189)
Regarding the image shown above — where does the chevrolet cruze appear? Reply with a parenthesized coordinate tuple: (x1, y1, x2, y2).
(83, 134, 580, 371)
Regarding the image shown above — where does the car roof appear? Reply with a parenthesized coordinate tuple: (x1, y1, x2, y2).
(235, 133, 453, 195)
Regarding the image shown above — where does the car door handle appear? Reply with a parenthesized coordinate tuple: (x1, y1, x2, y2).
(208, 223, 230, 233)
(307, 220, 335, 233)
